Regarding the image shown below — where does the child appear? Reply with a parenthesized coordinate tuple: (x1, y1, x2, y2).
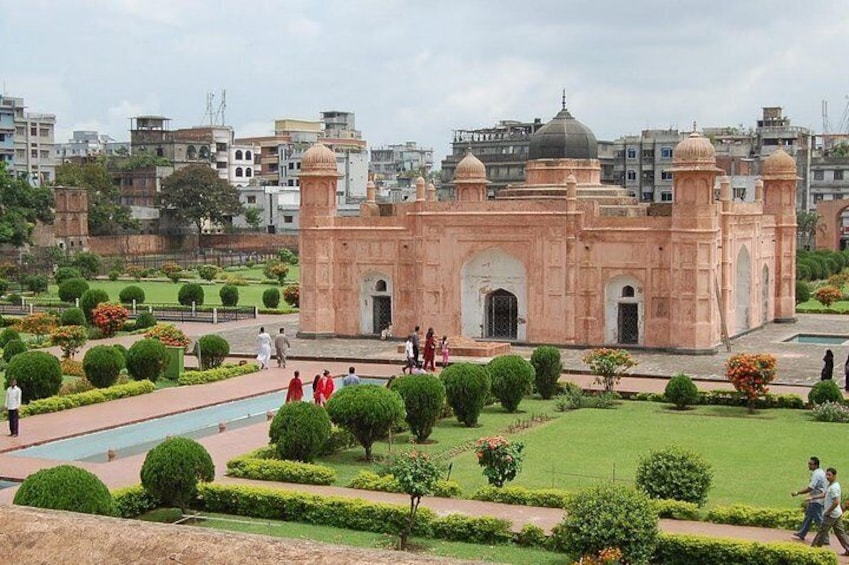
(440, 336, 449, 368)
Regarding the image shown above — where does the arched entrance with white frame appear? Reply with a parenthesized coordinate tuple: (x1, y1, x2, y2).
(360, 272, 393, 335)
(605, 275, 644, 345)
(461, 248, 527, 340)
(761, 264, 770, 325)
(735, 246, 751, 334)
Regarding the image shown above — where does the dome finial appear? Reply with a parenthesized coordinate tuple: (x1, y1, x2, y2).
(561, 89, 567, 110)
(692, 121, 698, 133)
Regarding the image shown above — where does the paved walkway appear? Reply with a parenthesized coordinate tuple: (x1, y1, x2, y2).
(0, 314, 847, 561)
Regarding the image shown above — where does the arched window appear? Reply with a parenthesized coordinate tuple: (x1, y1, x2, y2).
(187, 145, 197, 159)
(235, 150, 243, 160)
(199, 145, 210, 159)
(245, 150, 252, 160)
(622, 285, 635, 298)
(245, 168, 252, 177)
(375, 280, 387, 292)
(235, 167, 243, 177)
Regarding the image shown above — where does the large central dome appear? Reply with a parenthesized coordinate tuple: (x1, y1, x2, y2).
(528, 107, 598, 160)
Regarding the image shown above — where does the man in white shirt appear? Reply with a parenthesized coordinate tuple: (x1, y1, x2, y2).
(5, 379, 21, 437)
(403, 337, 415, 374)
(792, 456, 828, 541)
(812, 467, 849, 552)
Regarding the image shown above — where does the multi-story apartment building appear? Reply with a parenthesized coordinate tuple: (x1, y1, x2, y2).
(0, 95, 57, 185)
(369, 142, 434, 201)
(55, 131, 130, 160)
(0, 97, 13, 168)
(612, 129, 682, 202)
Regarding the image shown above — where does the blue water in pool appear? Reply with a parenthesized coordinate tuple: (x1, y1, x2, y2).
(11, 377, 384, 463)
(783, 334, 849, 345)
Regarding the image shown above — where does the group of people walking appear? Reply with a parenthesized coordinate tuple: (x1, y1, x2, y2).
(256, 327, 291, 370)
(793, 456, 849, 554)
(403, 326, 449, 374)
(283, 368, 338, 406)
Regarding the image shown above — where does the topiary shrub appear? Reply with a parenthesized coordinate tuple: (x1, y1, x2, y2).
(530, 345, 562, 400)
(196, 334, 230, 370)
(809, 379, 844, 406)
(551, 482, 658, 565)
(795, 280, 811, 304)
(177, 283, 204, 306)
(14, 465, 114, 516)
(140, 437, 214, 510)
(112, 344, 128, 369)
(60, 307, 86, 326)
(118, 285, 146, 305)
(58, 277, 90, 303)
(262, 287, 280, 309)
(389, 375, 447, 442)
(23, 274, 49, 294)
(197, 264, 218, 282)
(133, 311, 157, 330)
(219, 284, 239, 307)
(0, 327, 19, 348)
(269, 402, 332, 463)
(487, 354, 535, 413)
(2, 339, 26, 363)
(664, 373, 699, 410)
(126, 338, 169, 382)
(6, 351, 63, 402)
(54, 266, 83, 285)
(80, 288, 109, 323)
(439, 363, 491, 427)
(325, 384, 405, 461)
(82, 345, 125, 388)
(635, 446, 713, 506)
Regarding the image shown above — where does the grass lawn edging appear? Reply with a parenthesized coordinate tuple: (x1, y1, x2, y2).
(348, 470, 462, 498)
(227, 450, 336, 486)
(177, 363, 260, 386)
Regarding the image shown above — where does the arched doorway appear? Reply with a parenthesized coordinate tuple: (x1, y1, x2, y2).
(359, 273, 392, 335)
(605, 275, 643, 345)
(761, 265, 770, 325)
(484, 289, 517, 339)
(735, 246, 751, 334)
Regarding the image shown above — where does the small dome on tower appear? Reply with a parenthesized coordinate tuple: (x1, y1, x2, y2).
(454, 149, 487, 180)
(761, 148, 797, 176)
(528, 107, 598, 160)
(301, 143, 337, 171)
(673, 131, 716, 165)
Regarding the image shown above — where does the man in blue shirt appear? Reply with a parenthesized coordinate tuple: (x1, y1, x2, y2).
(343, 366, 360, 387)
(792, 456, 828, 542)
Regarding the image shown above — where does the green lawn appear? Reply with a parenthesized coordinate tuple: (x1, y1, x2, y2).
(314, 399, 846, 509)
(195, 513, 567, 564)
(797, 298, 849, 312)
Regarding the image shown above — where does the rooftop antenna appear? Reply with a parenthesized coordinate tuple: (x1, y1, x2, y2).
(215, 89, 227, 126)
(203, 91, 215, 126)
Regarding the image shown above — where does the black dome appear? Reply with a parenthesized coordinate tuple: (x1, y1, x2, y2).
(528, 108, 598, 160)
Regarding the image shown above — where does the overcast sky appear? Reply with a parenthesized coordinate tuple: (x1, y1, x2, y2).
(2, 0, 848, 165)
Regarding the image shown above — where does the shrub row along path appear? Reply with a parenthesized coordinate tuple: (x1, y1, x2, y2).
(0, 313, 846, 561)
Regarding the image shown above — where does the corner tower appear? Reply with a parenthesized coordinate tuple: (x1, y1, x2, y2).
(761, 148, 798, 322)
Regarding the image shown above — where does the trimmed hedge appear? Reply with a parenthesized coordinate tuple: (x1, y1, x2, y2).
(348, 471, 463, 499)
(705, 504, 803, 530)
(18, 380, 155, 418)
(176, 363, 259, 385)
(112, 485, 160, 519)
(631, 389, 806, 409)
(653, 533, 837, 565)
(226, 451, 337, 486)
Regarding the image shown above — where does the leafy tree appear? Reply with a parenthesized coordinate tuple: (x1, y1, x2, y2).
(384, 451, 443, 549)
(325, 384, 405, 461)
(725, 353, 777, 414)
(159, 164, 244, 234)
(55, 162, 138, 236)
(0, 161, 54, 246)
(582, 348, 637, 393)
(244, 207, 263, 231)
(118, 150, 172, 170)
(796, 210, 823, 251)
(814, 285, 843, 307)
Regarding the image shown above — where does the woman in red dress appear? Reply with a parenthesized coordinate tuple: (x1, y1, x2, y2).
(312, 374, 323, 405)
(423, 328, 436, 371)
(319, 369, 335, 404)
(286, 370, 304, 403)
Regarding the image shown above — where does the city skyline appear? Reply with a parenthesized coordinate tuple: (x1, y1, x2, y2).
(2, 0, 847, 164)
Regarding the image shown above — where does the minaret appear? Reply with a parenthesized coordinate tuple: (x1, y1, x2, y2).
(453, 149, 488, 202)
(761, 148, 798, 322)
(297, 143, 339, 337)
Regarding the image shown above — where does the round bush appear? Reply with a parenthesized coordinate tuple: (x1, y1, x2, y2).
(551, 482, 658, 565)
(14, 465, 114, 516)
(83, 345, 125, 388)
(664, 373, 699, 410)
(118, 285, 146, 305)
(112, 344, 128, 369)
(0, 327, 20, 348)
(126, 338, 169, 382)
(635, 446, 713, 506)
(54, 266, 83, 285)
(58, 277, 90, 303)
(134, 311, 157, 330)
(196, 334, 230, 370)
(2, 339, 27, 363)
(326, 384, 405, 461)
(796, 280, 811, 303)
(60, 307, 86, 326)
(390, 375, 447, 442)
(219, 284, 239, 307)
(140, 437, 214, 509)
(262, 287, 280, 309)
(530, 346, 562, 400)
(197, 264, 218, 281)
(23, 274, 49, 294)
(6, 351, 63, 402)
(809, 379, 844, 405)
(269, 402, 332, 463)
(488, 354, 535, 412)
(80, 288, 109, 323)
(177, 283, 204, 306)
(439, 363, 491, 427)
